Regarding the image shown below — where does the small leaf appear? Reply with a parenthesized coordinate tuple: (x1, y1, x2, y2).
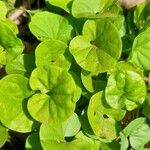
(0, 21, 24, 65)
(143, 94, 150, 119)
(0, 124, 8, 148)
(129, 27, 150, 70)
(47, 0, 73, 13)
(105, 61, 146, 110)
(69, 18, 121, 74)
(120, 132, 129, 150)
(72, 0, 117, 18)
(40, 123, 77, 150)
(72, 132, 100, 150)
(26, 133, 42, 150)
(81, 69, 106, 93)
(0, 79, 33, 132)
(29, 11, 73, 43)
(63, 113, 81, 137)
(122, 117, 150, 150)
(35, 39, 71, 70)
(87, 92, 125, 140)
(2, 74, 33, 98)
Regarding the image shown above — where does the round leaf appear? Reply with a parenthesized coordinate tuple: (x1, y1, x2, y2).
(0, 80, 33, 132)
(40, 123, 77, 150)
(72, 0, 117, 18)
(105, 62, 146, 110)
(29, 11, 73, 43)
(69, 19, 122, 74)
(88, 92, 125, 140)
(28, 66, 76, 123)
(129, 27, 150, 70)
(35, 39, 71, 70)
(2, 74, 33, 98)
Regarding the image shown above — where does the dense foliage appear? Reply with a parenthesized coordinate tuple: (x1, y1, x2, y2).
(0, 0, 150, 149)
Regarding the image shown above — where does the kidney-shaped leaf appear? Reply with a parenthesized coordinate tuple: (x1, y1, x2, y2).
(35, 39, 71, 70)
(129, 27, 150, 70)
(40, 123, 99, 150)
(28, 65, 76, 123)
(122, 118, 150, 150)
(105, 62, 146, 111)
(69, 19, 122, 74)
(2, 74, 33, 98)
(0, 78, 33, 132)
(40, 123, 77, 150)
(0, 21, 24, 65)
(72, 0, 117, 18)
(29, 11, 73, 43)
(88, 92, 125, 140)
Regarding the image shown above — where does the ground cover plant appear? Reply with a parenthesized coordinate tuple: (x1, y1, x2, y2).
(0, 0, 150, 149)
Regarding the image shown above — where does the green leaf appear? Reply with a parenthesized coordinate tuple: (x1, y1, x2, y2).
(40, 123, 77, 150)
(0, 124, 8, 148)
(0, 21, 24, 65)
(109, 15, 126, 37)
(69, 72, 82, 102)
(105, 61, 146, 110)
(29, 11, 73, 43)
(122, 118, 150, 150)
(143, 94, 150, 119)
(72, 132, 100, 150)
(1, 20, 19, 34)
(120, 132, 129, 150)
(63, 113, 81, 137)
(0, 1, 7, 20)
(46, 0, 72, 13)
(2, 74, 33, 98)
(6, 54, 35, 77)
(0, 79, 33, 132)
(26, 133, 42, 150)
(72, 0, 117, 18)
(129, 27, 150, 70)
(134, 2, 150, 30)
(81, 69, 106, 93)
(87, 92, 125, 140)
(100, 141, 121, 150)
(40, 122, 99, 150)
(69, 18, 121, 74)
(28, 65, 76, 123)
(35, 39, 71, 70)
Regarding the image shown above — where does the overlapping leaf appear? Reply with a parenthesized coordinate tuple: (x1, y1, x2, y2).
(69, 18, 122, 74)
(0, 21, 24, 65)
(29, 11, 73, 43)
(28, 65, 77, 124)
(105, 62, 146, 110)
